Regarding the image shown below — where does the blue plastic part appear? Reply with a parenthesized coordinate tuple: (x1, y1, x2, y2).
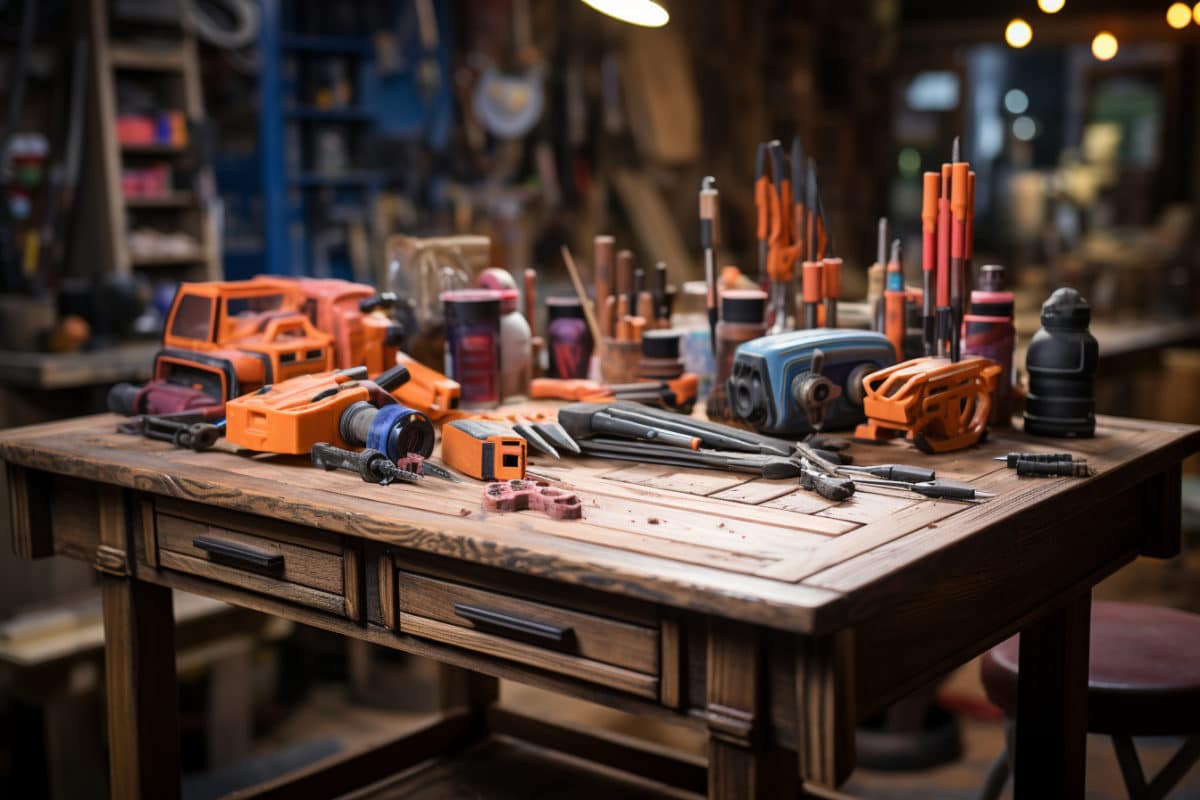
(367, 404, 434, 460)
(729, 329, 898, 436)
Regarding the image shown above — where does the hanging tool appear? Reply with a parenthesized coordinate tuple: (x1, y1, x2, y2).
(950, 138, 968, 362)
(839, 464, 936, 483)
(868, 217, 888, 332)
(311, 443, 422, 485)
(700, 176, 721, 353)
(993, 452, 1075, 467)
(936, 159, 953, 356)
(483, 479, 583, 519)
(964, 170, 977, 326)
(884, 239, 906, 360)
(853, 477, 994, 500)
(765, 141, 796, 334)
(921, 172, 939, 355)
(754, 143, 770, 289)
(442, 419, 527, 481)
(799, 156, 823, 330)
(594, 235, 615, 339)
(790, 137, 808, 324)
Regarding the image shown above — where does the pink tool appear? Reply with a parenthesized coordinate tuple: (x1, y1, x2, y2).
(483, 480, 583, 520)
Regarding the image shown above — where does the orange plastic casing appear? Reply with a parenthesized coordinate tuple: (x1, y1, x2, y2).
(225, 371, 369, 454)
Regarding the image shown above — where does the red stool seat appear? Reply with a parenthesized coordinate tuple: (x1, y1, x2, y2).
(981, 602, 1200, 736)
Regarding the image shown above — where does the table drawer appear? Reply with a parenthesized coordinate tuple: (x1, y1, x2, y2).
(396, 570, 661, 698)
(151, 499, 358, 619)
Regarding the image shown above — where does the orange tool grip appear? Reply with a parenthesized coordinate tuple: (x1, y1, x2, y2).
(822, 257, 842, 299)
(754, 177, 770, 240)
(965, 171, 976, 260)
(921, 173, 939, 232)
(951, 163, 969, 222)
(936, 201, 951, 306)
(802, 260, 823, 303)
(885, 290, 906, 361)
(530, 378, 608, 401)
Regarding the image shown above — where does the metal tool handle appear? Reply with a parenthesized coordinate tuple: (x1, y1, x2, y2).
(193, 536, 283, 570)
(311, 442, 360, 473)
(452, 603, 572, 644)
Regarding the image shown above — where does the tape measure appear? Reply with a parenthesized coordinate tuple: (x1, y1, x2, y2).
(442, 420, 526, 481)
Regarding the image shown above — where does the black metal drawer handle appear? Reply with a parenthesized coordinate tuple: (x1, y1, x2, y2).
(193, 535, 284, 571)
(452, 602, 572, 645)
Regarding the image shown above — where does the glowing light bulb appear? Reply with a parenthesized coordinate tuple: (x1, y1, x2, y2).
(1091, 31, 1118, 61)
(1038, 0, 1064, 13)
(1194, 2, 1200, 25)
(1167, 2, 1191, 28)
(579, 0, 669, 27)
(1004, 89, 1029, 114)
(1005, 18, 1033, 49)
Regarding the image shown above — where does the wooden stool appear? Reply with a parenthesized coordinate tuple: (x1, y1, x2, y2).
(978, 602, 1200, 800)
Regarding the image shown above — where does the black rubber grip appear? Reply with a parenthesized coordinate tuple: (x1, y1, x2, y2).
(453, 603, 572, 645)
(193, 536, 283, 570)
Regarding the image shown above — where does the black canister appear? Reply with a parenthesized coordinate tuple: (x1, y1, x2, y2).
(1024, 288, 1098, 437)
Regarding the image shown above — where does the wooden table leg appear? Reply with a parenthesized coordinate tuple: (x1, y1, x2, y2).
(102, 577, 180, 800)
(1014, 592, 1091, 800)
(706, 618, 798, 800)
(438, 663, 499, 740)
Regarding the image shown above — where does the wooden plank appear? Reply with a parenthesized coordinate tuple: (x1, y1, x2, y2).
(705, 617, 797, 799)
(140, 496, 158, 568)
(343, 545, 363, 622)
(795, 632, 855, 788)
(158, 550, 347, 617)
(102, 578, 180, 800)
(487, 706, 708, 795)
(814, 490, 917, 525)
(1138, 463, 1182, 558)
(6, 464, 53, 559)
(227, 712, 479, 800)
(709, 479, 799, 505)
(157, 513, 345, 594)
(397, 571, 660, 675)
(760, 500, 965, 582)
(378, 550, 397, 631)
(156, 497, 344, 553)
(660, 616, 682, 708)
(399, 614, 660, 699)
(1014, 593, 1091, 800)
(763, 490, 838, 516)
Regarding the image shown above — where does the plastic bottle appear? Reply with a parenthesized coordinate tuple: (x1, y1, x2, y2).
(1024, 287, 1098, 437)
(442, 289, 501, 408)
(545, 296, 593, 379)
(963, 264, 1016, 427)
(708, 290, 767, 420)
(495, 288, 531, 400)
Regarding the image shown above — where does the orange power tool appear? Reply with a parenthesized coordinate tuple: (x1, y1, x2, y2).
(853, 355, 1001, 454)
(225, 364, 435, 461)
(442, 419, 527, 481)
(391, 352, 464, 422)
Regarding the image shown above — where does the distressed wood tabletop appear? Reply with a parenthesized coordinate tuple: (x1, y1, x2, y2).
(2, 413, 1197, 636)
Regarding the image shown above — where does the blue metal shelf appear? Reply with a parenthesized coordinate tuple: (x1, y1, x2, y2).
(284, 107, 374, 123)
(280, 34, 372, 56)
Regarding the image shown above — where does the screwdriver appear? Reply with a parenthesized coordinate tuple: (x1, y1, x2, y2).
(840, 464, 936, 483)
(853, 477, 993, 500)
(311, 443, 421, 485)
(699, 176, 721, 354)
(993, 452, 1075, 468)
(1015, 460, 1090, 478)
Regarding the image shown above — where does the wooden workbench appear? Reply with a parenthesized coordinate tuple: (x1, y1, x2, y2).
(3, 413, 1197, 799)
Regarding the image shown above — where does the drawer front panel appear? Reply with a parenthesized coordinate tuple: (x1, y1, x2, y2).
(153, 500, 349, 617)
(394, 569, 661, 697)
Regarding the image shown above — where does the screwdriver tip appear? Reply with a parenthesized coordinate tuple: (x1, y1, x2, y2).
(974, 490, 996, 498)
(952, 135, 961, 163)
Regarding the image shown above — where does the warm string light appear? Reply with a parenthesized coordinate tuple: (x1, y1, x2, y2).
(1038, 0, 1065, 13)
(1092, 31, 1119, 61)
(1194, 1, 1200, 25)
(1167, 2, 1192, 28)
(579, 0, 669, 27)
(1005, 18, 1033, 48)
